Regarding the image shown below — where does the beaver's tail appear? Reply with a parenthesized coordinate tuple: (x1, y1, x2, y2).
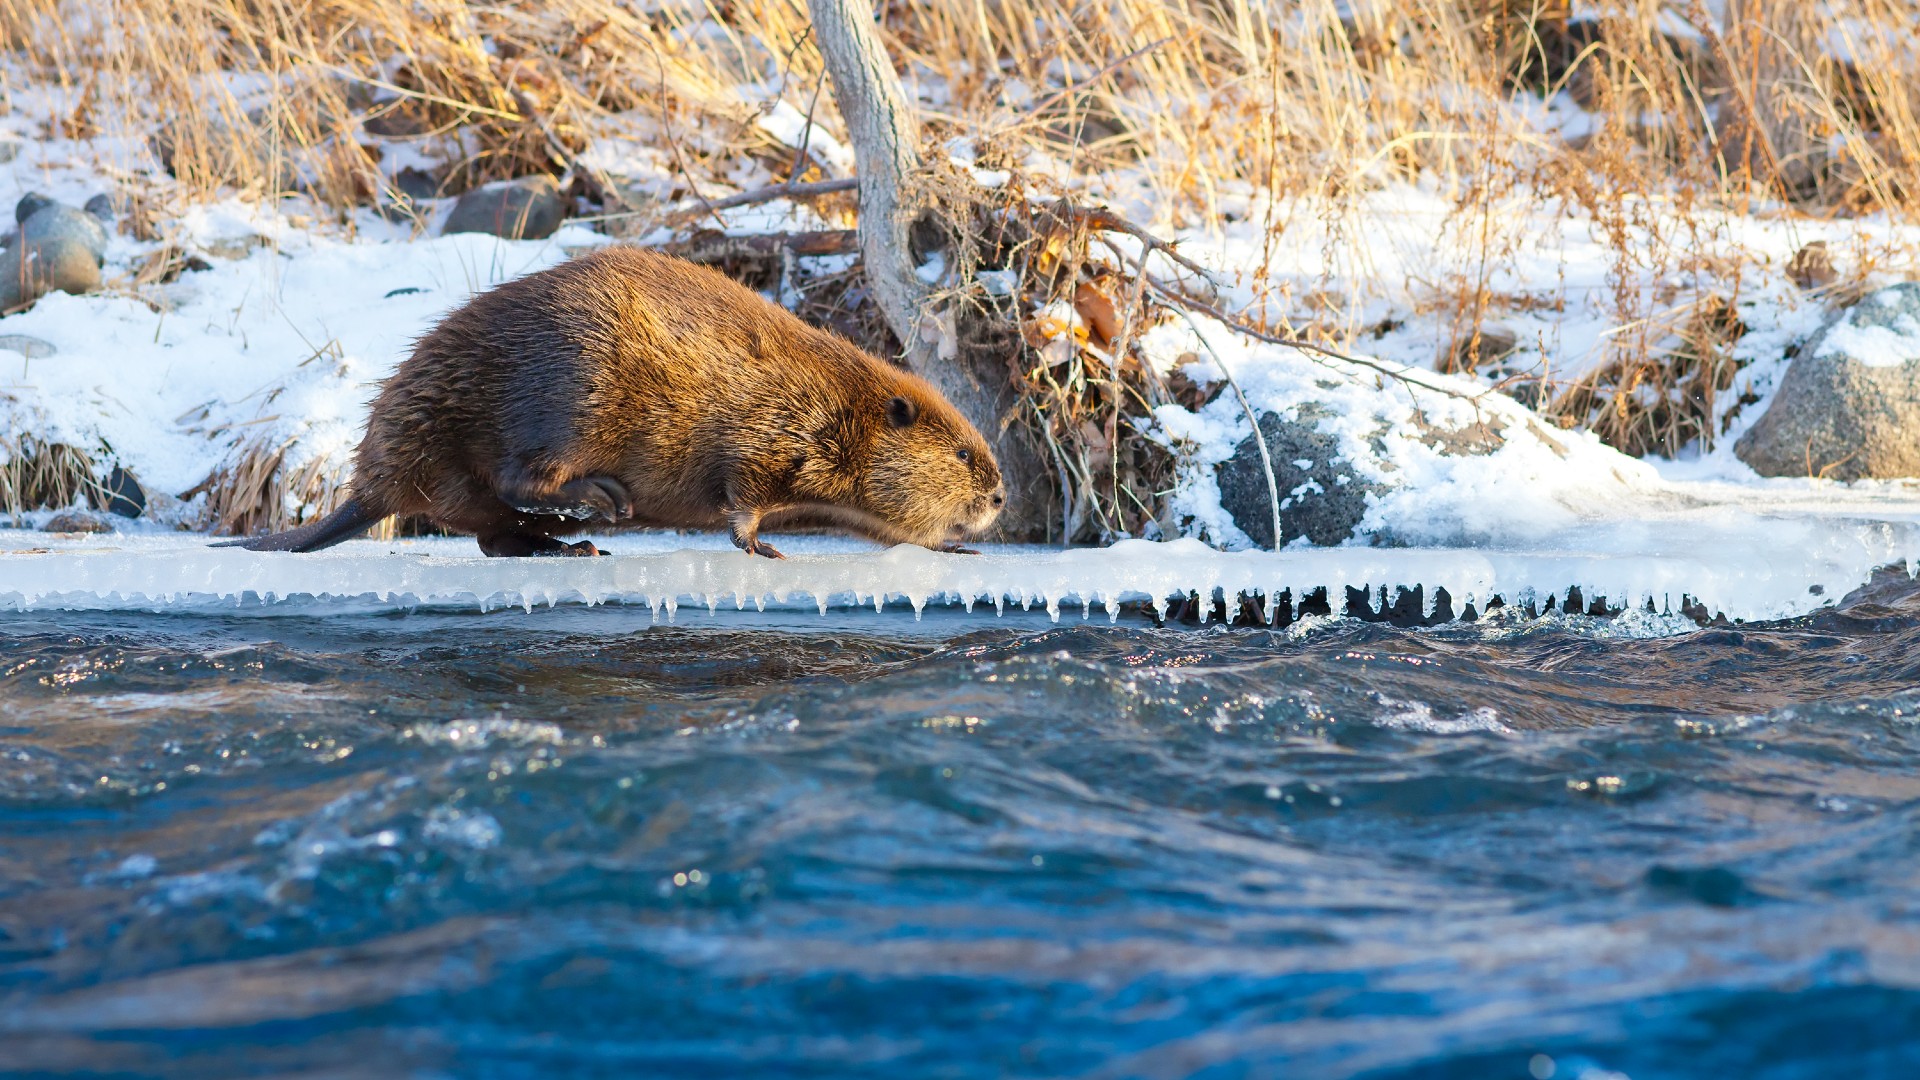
(211, 497, 384, 553)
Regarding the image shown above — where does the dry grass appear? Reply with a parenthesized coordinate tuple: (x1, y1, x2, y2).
(4, 0, 1920, 533)
(0, 436, 99, 518)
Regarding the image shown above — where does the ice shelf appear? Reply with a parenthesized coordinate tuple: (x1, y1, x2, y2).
(3, 511, 1917, 623)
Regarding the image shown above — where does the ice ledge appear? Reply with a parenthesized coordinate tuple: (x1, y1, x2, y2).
(2, 523, 1915, 623)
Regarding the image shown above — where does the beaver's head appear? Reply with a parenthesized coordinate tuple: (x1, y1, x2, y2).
(861, 384, 1004, 547)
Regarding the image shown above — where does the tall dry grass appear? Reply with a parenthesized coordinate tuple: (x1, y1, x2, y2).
(3, 0, 1919, 532)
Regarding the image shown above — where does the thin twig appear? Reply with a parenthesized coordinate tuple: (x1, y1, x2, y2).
(1144, 273, 1488, 404)
(1063, 202, 1483, 399)
(1024, 36, 1178, 119)
(645, 36, 723, 230)
(1169, 304, 1282, 551)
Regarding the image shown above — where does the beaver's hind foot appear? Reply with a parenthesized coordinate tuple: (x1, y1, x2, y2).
(478, 532, 608, 558)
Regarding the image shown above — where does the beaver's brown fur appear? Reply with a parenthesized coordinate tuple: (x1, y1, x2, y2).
(226, 246, 1005, 558)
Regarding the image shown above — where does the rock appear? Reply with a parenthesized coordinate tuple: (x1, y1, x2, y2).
(42, 509, 114, 534)
(0, 235, 101, 310)
(83, 193, 116, 223)
(14, 192, 53, 224)
(1734, 283, 1920, 480)
(88, 466, 147, 519)
(19, 201, 110, 261)
(1441, 325, 1519, 374)
(1788, 241, 1837, 292)
(392, 166, 443, 202)
(0, 334, 55, 359)
(1215, 408, 1385, 549)
(442, 176, 566, 240)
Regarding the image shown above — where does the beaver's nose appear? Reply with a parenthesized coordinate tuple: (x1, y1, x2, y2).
(990, 489, 1006, 509)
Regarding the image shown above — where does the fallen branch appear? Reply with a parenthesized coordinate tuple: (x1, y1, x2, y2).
(654, 229, 858, 264)
(677, 177, 859, 218)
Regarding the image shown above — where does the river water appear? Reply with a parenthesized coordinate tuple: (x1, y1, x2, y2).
(4, 593, 1920, 1077)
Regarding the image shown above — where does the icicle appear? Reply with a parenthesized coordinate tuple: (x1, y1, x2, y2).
(705, 592, 718, 615)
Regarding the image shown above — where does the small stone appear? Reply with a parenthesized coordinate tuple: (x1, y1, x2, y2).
(442, 175, 566, 240)
(1441, 325, 1519, 374)
(1734, 282, 1920, 480)
(1787, 241, 1837, 291)
(1215, 409, 1384, 549)
(0, 137, 19, 165)
(20, 203, 111, 261)
(83, 193, 116, 223)
(392, 166, 443, 202)
(0, 236, 101, 310)
(89, 466, 147, 519)
(0, 334, 55, 359)
(43, 509, 114, 534)
(14, 192, 53, 224)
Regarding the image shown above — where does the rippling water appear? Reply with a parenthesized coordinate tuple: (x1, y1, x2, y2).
(6, 593, 1920, 1078)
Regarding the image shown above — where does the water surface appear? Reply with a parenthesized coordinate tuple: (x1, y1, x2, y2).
(5, 597, 1920, 1077)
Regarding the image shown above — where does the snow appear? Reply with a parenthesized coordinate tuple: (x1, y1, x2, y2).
(1140, 312, 1655, 550)
(754, 100, 856, 176)
(0, 215, 608, 508)
(1816, 289, 1920, 369)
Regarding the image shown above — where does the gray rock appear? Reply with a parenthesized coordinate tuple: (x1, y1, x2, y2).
(89, 466, 146, 519)
(42, 509, 114, 534)
(19, 202, 110, 261)
(1735, 283, 1920, 480)
(392, 166, 443, 202)
(442, 175, 566, 240)
(83, 193, 116, 223)
(1216, 408, 1384, 549)
(14, 192, 52, 224)
(0, 137, 19, 165)
(0, 334, 55, 358)
(0, 235, 101, 310)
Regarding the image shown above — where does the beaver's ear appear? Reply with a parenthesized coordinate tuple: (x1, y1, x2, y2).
(886, 395, 918, 428)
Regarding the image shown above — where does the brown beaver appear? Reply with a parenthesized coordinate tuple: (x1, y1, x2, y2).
(223, 246, 1005, 558)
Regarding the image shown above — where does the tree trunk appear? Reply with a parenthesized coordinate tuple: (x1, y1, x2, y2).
(804, 0, 1051, 540)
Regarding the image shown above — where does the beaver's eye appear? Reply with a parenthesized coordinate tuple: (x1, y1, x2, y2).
(956, 448, 971, 464)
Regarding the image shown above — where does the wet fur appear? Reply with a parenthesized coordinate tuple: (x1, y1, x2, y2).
(228, 247, 1004, 557)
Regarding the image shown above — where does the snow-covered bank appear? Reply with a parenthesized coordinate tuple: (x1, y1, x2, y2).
(7, 477, 1919, 622)
(0, 218, 609, 505)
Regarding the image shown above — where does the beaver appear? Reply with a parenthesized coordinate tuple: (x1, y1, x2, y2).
(222, 246, 1006, 558)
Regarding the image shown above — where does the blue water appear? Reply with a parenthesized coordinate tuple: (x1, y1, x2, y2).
(5, 595, 1920, 1078)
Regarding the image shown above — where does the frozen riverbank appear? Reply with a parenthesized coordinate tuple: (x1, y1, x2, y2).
(8, 467, 1920, 623)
